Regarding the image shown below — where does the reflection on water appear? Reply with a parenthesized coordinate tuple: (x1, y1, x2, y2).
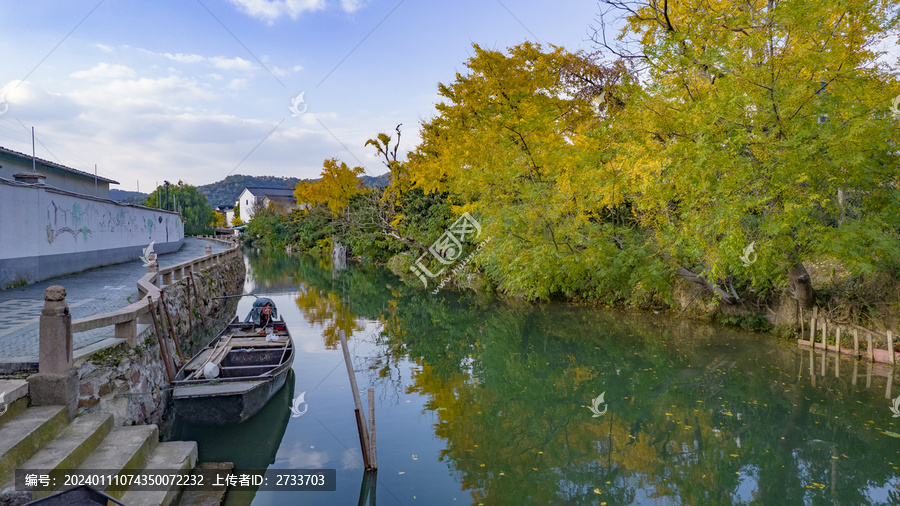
(171, 248, 900, 505)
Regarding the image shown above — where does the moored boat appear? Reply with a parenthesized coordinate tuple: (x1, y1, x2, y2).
(172, 298, 294, 425)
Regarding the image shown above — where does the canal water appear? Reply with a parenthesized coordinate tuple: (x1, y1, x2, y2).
(168, 249, 900, 505)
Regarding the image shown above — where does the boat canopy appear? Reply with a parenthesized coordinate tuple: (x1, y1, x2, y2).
(244, 297, 278, 325)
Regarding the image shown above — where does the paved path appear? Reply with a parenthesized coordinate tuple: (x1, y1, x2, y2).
(0, 238, 230, 362)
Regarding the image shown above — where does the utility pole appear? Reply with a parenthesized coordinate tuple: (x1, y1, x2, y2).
(164, 181, 171, 211)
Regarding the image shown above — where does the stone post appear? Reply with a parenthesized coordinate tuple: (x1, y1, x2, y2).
(148, 253, 159, 285)
(28, 286, 78, 421)
(38, 286, 73, 374)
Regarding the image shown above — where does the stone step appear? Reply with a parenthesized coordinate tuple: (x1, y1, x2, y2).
(76, 424, 159, 499)
(0, 406, 67, 485)
(120, 441, 199, 506)
(0, 379, 30, 430)
(176, 462, 233, 506)
(0, 380, 29, 429)
(14, 413, 114, 499)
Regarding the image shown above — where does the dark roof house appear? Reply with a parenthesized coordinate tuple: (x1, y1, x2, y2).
(0, 146, 118, 199)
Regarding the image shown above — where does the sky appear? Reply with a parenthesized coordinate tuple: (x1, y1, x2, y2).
(0, 0, 604, 190)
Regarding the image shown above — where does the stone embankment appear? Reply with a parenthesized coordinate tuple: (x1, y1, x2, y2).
(73, 237, 245, 427)
(0, 237, 244, 505)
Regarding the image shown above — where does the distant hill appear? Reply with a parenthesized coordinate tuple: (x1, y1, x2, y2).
(198, 173, 392, 208)
(359, 173, 391, 189)
(109, 189, 148, 205)
(198, 175, 301, 208)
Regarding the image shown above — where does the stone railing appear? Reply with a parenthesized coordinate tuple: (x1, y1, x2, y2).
(70, 237, 241, 348)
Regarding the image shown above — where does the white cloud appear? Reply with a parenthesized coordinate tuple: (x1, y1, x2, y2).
(228, 0, 326, 22)
(70, 63, 136, 80)
(227, 78, 249, 89)
(0, 80, 81, 121)
(161, 52, 205, 64)
(272, 64, 304, 76)
(92, 43, 115, 53)
(340, 0, 366, 13)
(208, 73, 224, 80)
(210, 56, 256, 72)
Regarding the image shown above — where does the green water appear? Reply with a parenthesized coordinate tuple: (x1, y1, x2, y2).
(170, 249, 900, 505)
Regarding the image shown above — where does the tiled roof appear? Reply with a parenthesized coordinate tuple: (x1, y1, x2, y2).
(0, 145, 119, 184)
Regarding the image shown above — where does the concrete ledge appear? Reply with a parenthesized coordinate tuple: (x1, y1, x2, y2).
(0, 360, 38, 375)
(0, 380, 28, 404)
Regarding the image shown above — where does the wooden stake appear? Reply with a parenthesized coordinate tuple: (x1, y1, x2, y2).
(368, 388, 377, 469)
(853, 329, 859, 358)
(160, 293, 184, 361)
(888, 330, 895, 365)
(835, 327, 842, 353)
(810, 307, 818, 341)
(821, 320, 827, 352)
(339, 329, 372, 469)
(189, 272, 206, 327)
(867, 332, 874, 362)
(148, 297, 174, 383)
(184, 281, 193, 334)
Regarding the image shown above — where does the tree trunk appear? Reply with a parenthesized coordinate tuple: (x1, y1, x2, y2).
(676, 267, 739, 304)
(788, 262, 815, 310)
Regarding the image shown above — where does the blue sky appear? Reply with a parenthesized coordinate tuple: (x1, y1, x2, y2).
(0, 0, 603, 190)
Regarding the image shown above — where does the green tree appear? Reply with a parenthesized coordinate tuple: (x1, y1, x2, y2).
(407, 42, 662, 302)
(144, 181, 215, 236)
(592, 0, 900, 308)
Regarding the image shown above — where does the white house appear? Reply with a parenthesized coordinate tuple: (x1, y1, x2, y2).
(215, 205, 235, 226)
(237, 187, 302, 222)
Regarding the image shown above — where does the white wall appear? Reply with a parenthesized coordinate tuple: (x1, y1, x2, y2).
(238, 188, 259, 222)
(0, 178, 184, 288)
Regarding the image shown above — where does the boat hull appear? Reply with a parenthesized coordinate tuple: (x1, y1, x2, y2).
(172, 314, 294, 425)
(173, 368, 290, 425)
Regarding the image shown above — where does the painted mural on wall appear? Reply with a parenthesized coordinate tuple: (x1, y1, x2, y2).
(43, 195, 181, 248)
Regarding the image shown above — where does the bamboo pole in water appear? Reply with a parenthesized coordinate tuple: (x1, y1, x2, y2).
(189, 273, 206, 327)
(160, 293, 184, 362)
(148, 297, 174, 383)
(867, 332, 874, 362)
(184, 282, 193, 334)
(853, 329, 859, 358)
(339, 329, 373, 469)
(368, 388, 377, 469)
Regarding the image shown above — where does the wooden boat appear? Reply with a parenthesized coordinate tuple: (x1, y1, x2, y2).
(172, 298, 294, 425)
(24, 485, 125, 505)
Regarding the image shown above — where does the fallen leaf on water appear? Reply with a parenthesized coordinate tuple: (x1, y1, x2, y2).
(593, 488, 601, 494)
(399, 472, 405, 475)
(883, 431, 900, 438)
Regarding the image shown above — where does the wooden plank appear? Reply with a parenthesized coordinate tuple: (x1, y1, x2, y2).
(228, 337, 290, 348)
(173, 381, 260, 398)
(184, 349, 214, 371)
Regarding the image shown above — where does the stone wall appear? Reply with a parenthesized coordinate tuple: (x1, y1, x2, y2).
(73, 251, 245, 427)
(0, 177, 184, 289)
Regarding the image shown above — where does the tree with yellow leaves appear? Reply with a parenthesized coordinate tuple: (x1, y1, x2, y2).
(294, 158, 364, 216)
